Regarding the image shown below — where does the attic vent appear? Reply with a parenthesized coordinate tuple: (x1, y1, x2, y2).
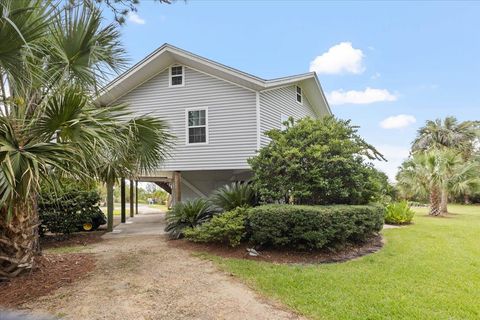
(170, 65, 184, 86)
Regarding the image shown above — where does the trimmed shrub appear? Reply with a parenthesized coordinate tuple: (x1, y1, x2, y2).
(210, 182, 256, 211)
(247, 204, 384, 250)
(248, 117, 386, 205)
(184, 207, 248, 247)
(385, 201, 415, 224)
(39, 189, 106, 235)
(165, 198, 216, 239)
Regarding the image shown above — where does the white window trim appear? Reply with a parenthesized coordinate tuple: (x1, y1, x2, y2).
(295, 85, 303, 105)
(185, 107, 209, 145)
(169, 65, 185, 87)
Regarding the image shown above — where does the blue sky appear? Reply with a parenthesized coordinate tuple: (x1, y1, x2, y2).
(106, 1, 480, 180)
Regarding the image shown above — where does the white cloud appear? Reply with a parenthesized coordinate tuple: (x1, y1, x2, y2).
(127, 12, 146, 25)
(370, 72, 381, 80)
(380, 114, 416, 129)
(327, 87, 397, 105)
(373, 144, 411, 182)
(309, 42, 365, 75)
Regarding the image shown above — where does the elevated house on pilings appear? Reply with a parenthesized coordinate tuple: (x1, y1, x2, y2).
(98, 44, 332, 206)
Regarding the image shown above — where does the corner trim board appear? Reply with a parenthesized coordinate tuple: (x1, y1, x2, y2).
(256, 91, 261, 150)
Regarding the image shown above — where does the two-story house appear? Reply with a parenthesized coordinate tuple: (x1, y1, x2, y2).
(97, 44, 331, 203)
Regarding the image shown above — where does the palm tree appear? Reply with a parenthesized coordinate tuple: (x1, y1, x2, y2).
(412, 116, 479, 154)
(0, 1, 171, 279)
(397, 152, 442, 215)
(397, 150, 480, 216)
(411, 116, 479, 211)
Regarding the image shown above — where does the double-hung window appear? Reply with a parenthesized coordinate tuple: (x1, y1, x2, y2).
(170, 65, 184, 86)
(187, 108, 207, 144)
(296, 85, 302, 104)
(280, 114, 290, 131)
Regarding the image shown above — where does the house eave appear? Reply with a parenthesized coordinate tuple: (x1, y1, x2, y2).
(96, 43, 332, 117)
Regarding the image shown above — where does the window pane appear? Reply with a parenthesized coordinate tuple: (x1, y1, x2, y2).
(172, 76, 182, 85)
(198, 110, 206, 125)
(296, 86, 302, 94)
(189, 127, 206, 143)
(297, 94, 302, 103)
(171, 66, 182, 75)
(188, 109, 206, 126)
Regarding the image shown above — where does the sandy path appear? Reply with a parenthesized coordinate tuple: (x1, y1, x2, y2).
(23, 213, 303, 320)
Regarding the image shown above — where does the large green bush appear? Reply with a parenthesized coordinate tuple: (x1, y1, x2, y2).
(248, 116, 386, 205)
(210, 182, 256, 211)
(39, 189, 106, 235)
(165, 198, 216, 239)
(385, 201, 415, 224)
(247, 204, 384, 250)
(184, 207, 248, 247)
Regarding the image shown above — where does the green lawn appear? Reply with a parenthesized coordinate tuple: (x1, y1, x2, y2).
(148, 204, 168, 211)
(207, 204, 480, 319)
(101, 207, 129, 216)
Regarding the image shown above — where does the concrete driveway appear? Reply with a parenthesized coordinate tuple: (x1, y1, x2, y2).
(24, 204, 303, 320)
(103, 205, 167, 238)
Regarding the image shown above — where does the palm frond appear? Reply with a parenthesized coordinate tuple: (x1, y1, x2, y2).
(46, 3, 127, 91)
(210, 182, 256, 211)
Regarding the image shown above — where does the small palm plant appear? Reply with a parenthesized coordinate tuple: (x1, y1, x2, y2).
(165, 198, 216, 239)
(210, 182, 256, 212)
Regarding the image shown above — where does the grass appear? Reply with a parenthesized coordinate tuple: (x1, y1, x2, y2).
(148, 204, 168, 211)
(206, 204, 480, 319)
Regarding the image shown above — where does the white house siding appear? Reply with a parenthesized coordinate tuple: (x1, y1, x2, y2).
(116, 67, 257, 171)
(259, 85, 318, 147)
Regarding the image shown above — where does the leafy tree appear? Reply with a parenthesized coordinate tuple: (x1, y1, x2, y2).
(248, 116, 385, 205)
(0, 1, 171, 279)
(367, 168, 397, 203)
(85, 0, 173, 24)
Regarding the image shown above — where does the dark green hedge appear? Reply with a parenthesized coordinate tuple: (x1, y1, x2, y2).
(247, 204, 384, 250)
(39, 190, 106, 235)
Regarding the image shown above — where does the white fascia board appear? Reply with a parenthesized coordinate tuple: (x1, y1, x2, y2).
(97, 44, 332, 116)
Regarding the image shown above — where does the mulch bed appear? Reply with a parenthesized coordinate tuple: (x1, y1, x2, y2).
(41, 231, 105, 250)
(168, 234, 384, 264)
(0, 253, 96, 308)
(0, 231, 103, 308)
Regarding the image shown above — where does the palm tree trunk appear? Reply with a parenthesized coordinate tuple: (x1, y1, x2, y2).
(429, 188, 441, 216)
(0, 198, 39, 280)
(440, 189, 449, 215)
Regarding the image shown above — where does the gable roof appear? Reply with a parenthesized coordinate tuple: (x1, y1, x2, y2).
(97, 43, 332, 116)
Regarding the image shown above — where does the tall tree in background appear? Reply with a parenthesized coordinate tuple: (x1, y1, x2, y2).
(410, 116, 479, 213)
(398, 149, 480, 215)
(0, 0, 170, 279)
(412, 116, 478, 153)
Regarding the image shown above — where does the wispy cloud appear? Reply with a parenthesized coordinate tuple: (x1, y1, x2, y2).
(327, 87, 397, 105)
(380, 114, 416, 129)
(309, 42, 365, 75)
(370, 72, 381, 80)
(127, 12, 146, 25)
